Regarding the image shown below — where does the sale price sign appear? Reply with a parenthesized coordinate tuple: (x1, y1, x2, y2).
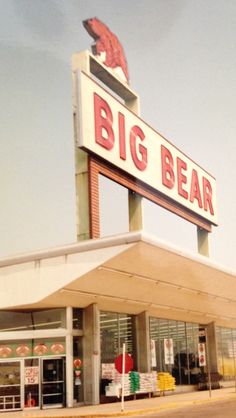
(24, 366, 39, 385)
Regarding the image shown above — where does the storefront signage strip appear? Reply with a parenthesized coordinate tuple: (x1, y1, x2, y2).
(0, 340, 65, 358)
(78, 72, 217, 226)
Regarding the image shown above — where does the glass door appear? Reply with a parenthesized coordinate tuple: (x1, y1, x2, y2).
(0, 361, 22, 411)
(24, 358, 40, 408)
(41, 358, 65, 408)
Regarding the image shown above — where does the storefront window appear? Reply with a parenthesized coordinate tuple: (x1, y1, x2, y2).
(72, 308, 83, 330)
(0, 361, 21, 410)
(216, 326, 236, 380)
(100, 311, 136, 362)
(186, 322, 199, 383)
(150, 317, 199, 385)
(174, 321, 187, 385)
(100, 311, 136, 400)
(0, 309, 66, 332)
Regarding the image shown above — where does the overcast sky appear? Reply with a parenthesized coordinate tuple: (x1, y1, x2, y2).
(0, 0, 235, 271)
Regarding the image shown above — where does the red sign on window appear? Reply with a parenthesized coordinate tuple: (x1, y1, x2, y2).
(115, 353, 133, 374)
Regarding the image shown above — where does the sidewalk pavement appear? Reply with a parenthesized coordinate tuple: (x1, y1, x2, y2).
(1, 387, 236, 418)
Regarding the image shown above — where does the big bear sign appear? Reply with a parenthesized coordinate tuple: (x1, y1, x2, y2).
(77, 72, 217, 226)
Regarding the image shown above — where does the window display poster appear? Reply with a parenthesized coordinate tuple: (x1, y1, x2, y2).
(164, 338, 174, 365)
(24, 366, 39, 384)
(102, 363, 115, 380)
(198, 343, 206, 366)
(150, 339, 157, 367)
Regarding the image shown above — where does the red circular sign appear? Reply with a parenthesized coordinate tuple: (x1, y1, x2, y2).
(73, 358, 82, 369)
(115, 354, 133, 374)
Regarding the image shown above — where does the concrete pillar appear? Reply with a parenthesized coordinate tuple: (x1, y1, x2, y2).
(128, 191, 143, 231)
(65, 307, 74, 407)
(197, 227, 209, 257)
(72, 53, 90, 241)
(136, 311, 151, 372)
(83, 304, 100, 405)
(74, 149, 90, 240)
(206, 322, 218, 373)
(125, 93, 143, 233)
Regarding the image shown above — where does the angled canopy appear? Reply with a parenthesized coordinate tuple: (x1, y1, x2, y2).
(0, 231, 235, 328)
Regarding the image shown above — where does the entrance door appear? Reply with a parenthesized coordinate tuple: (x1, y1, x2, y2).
(0, 361, 22, 411)
(24, 358, 40, 408)
(41, 358, 65, 408)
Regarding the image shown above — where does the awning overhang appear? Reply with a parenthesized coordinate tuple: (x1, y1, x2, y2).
(1, 231, 236, 328)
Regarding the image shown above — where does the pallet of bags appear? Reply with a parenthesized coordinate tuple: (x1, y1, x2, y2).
(157, 372, 176, 394)
(112, 371, 131, 396)
(105, 381, 121, 397)
(136, 372, 157, 394)
(129, 371, 140, 393)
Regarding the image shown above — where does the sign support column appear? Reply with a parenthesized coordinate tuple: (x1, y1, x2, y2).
(125, 85, 143, 232)
(197, 227, 209, 257)
(72, 52, 91, 240)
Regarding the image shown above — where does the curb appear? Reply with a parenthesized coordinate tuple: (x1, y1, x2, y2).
(22, 392, 236, 418)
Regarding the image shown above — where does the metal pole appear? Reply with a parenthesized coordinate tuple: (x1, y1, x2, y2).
(121, 343, 126, 412)
(205, 328, 212, 398)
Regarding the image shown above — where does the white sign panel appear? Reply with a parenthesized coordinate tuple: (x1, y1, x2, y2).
(150, 339, 157, 368)
(164, 338, 174, 365)
(101, 363, 115, 379)
(77, 72, 217, 225)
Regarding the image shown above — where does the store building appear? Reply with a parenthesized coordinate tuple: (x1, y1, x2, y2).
(0, 232, 236, 412)
(0, 23, 236, 412)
